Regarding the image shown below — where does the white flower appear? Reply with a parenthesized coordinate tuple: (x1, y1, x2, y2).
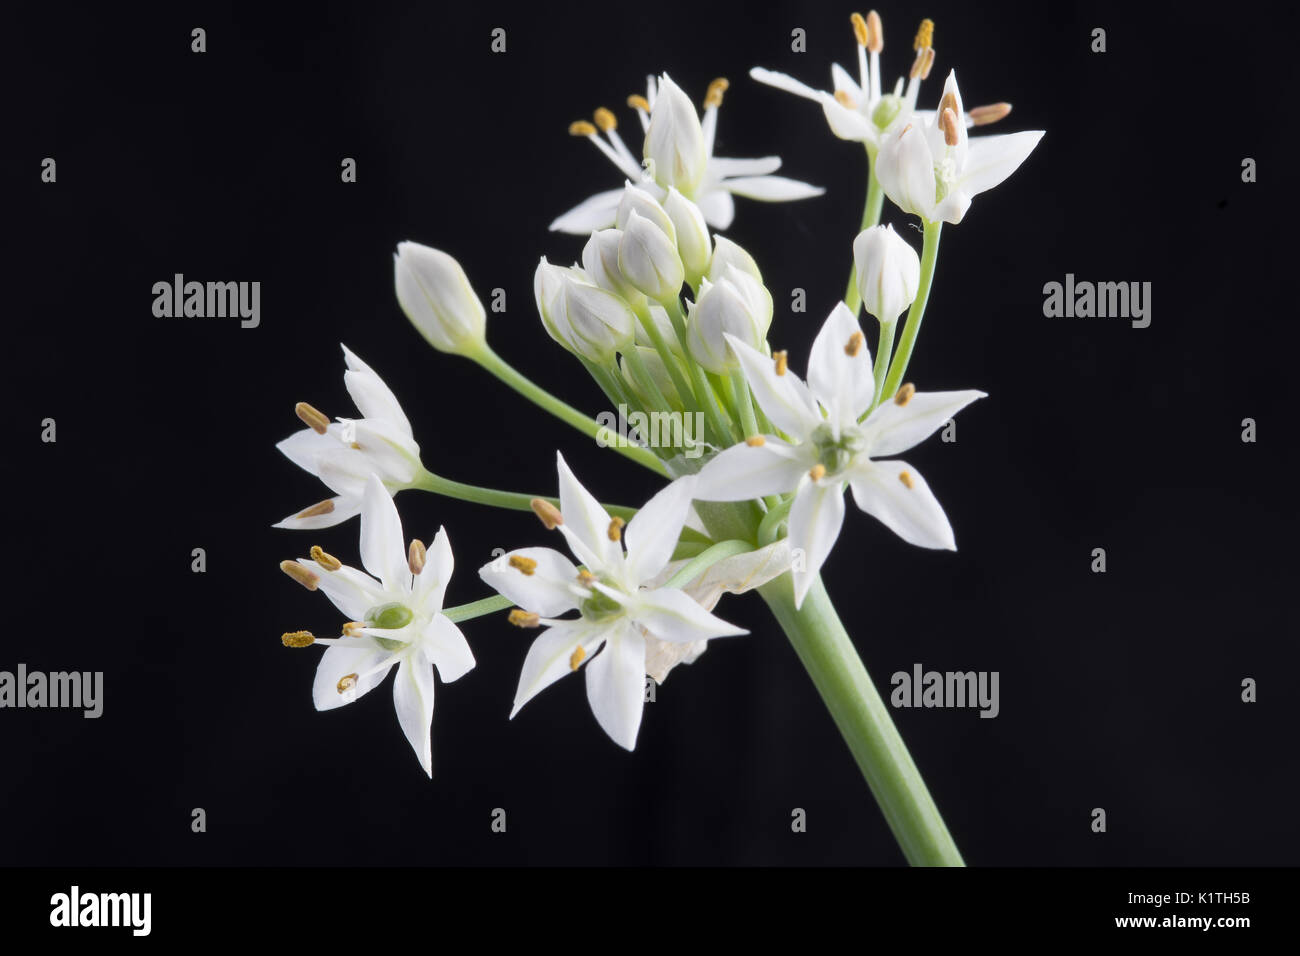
(876, 71, 1044, 225)
(853, 224, 921, 324)
(618, 211, 685, 304)
(533, 258, 636, 364)
(393, 242, 487, 355)
(693, 303, 985, 607)
(275, 346, 423, 529)
(685, 266, 773, 374)
(663, 187, 712, 281)
(282, 475, 475, 777)
(550, 74, 823, 234)
(479, 454, 746, 750)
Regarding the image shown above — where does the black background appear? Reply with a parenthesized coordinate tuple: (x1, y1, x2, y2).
(6, 0, 1296, 868)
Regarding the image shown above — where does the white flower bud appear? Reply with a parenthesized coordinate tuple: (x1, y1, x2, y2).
(663, 187, 712, 282)
(686, 267, 772, 373)
(582, 228, 647, 308)
(393, 241, 487, 356)
(545, 269, 637, 364)
(618, 211, 685, 303)
(706, 234, 764, 286)
(852, 224, 921, 324)
(533, 257, 572, 347)
(644, 74, 708, 196)
(615, 183, 677, 244)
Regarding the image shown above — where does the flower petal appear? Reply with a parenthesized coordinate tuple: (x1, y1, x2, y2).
(806, 302, 874, 425)
(863, 389, 986, 456)
(820, 95, 875, 142)
(623, 475, 698, 584)
(273, 494, 362, 530)
(788, 477, 847, 609)
(359, 475, 408, 592)
(341, 345, 413, 437)
(709, 155, 783, 177)
(726, 335, 821, 438)
(425, 613, 475, 683)
(584, 621, 646, 750)
(555, 452, 621, 571)
(511, 618, 610, 718)
(630, 587, 748, 643)
(749, 66, 824, 102)
(957, 130, 1045, 199)
(298, 559, 385, 620)
(548, 188, 623, 234)
(722, 175, 824, 202)
(413, 525, 454, 614)
(313, 645, 395, 711)
(848, 459, 955, 550)
(830, 62, 862, 99)
(694, 438, 811, 501)
(392, 652, 436, 777)
(478, 546, 581, 618)
(695, 189, 736, 230)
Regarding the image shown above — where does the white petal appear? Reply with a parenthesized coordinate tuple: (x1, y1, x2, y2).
(820, 96, 875, 142)
(807, 302, 874, 425)
(722, 175, 824, 202)
(555, 452, 620, 571)
(877, 123, 937, 221)
(313, 645, 395, 711)
(425, 614, 475, 683)
(630, 587, 748, 643)
(958, 130, 1045, 199)
(695, 189, 736, 230)
(511, 618, 610, 718)
(392, 653, 436, 777)
(276, 427, 338, 476)
(710, 155, 782, 177)
(749, 67, 825, 102)
(413, 525, 454, 614)
(273, 495, 362, 530)
(548, 188, 623, 234)
(830, 62, 862, 99)
(623, 475, 698, 584)
(726, 336, 821, 438)
(848, 459, 955, 550)
(349, 418, 421, 483)
(340, 345, 413, 437)
(694, 438, 810, 501)
(863, 389, 986, 456)
(584, 622, 646, 750)
(478, 546, 581, 618)
(788, 478, 846, 609)
(359, 475, 408, 592)
(298, 558, 385, 621)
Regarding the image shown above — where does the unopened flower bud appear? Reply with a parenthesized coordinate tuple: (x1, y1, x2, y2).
(706, 234, 764, 286)
(582, 228, 647, 307)
(686, 267, 773, 373)
(547, 269, 638, 364)
(644, 73, 708, 196)
(615, 183, 677, 244)
(663, 187, 712, 282)
(852, 224, 921, 324)
(618, 212, 685, 303)
(393, 241, 487, 356)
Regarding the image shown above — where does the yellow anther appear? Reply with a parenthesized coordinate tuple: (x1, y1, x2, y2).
(295, 499, 335, 519)
(343, 621, 366, 637)
(894, 383, 916, 406)
(607, 516, 625, 542)
(309, 546, 341, 572)
(865, 10, 883, 53)
(577, 569, 597, 587)
(593, 107, 617, 132)
(899, 470, 915, 490)
(279, 560, 319, 591)
(530, 497, 564, 529)
(940, 108, 960, 147)
(969, 102, 1013, 126)
(508, 609, 541, 628)
(509, 555, 538, 576)
(833, 89, 857, 110)
(774, 350, 789, 376)
(913, 17, 934, 51)
(845, 331, 865, 357)
(919, 47, 935, 80)
(281, 630, 315, 648)
(627, 94, 651, 112)
(851, 12, 869, 46)
(569, 120, 597, 137)
(809, 464, 827, 482)
(408, 539, 426, 575)
(569, 646, 586, 671)
(938, 91, 958, 119)
(294, 402, 330, 435)
(337, 674, 358, 693)
(704, 77, 729, 109)
(746, 435, 767, 447)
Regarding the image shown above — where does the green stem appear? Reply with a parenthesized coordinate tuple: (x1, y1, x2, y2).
(663, 539, 753, 589)
(757, 494, 792, 545)
(870, 319, 897, 410)
(663, 298, 734, 448)
(634, 305, 697, 415)
(442, 594, 513, 623)
(622, 347, 674, 424)
(843, 153, 885, 316)
(759, 573, 964, 866)
(469, 344, 668, 476)
(877, 220, 942, 408)
(729, 369, 760, 438)
(414, 470, 638, 522)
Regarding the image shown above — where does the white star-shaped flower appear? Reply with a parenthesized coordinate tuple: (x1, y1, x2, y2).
(693, 303, 985, 607)
(479, 453, 746, 750)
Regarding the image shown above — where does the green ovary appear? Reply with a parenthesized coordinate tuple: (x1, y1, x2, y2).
(811, 423, 865, 477)
(365, 602, 415, 650)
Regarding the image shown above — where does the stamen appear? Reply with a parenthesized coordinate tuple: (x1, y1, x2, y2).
(627, 94, 651, 112)
(337, 674, 358, 694)
(530, 497, 564, 529)
(940, 108, 960, 147)
(508, 609, 541, 628)
(569, 646, 586, 671)
(607, 516, 625, 542)
(280, 560, 319, 591)
(408, 539, 426, 575)
(913, 17, 933, 50)
(746, 435, 767, 447)
(281, 630, 315, 648)
(809, 464, 827, 481)
(833, 89, 857, 109)
(899, 470, 915, 490)
(851, 12, 869, 46)
(865, 10, 883, 53)
(593, 107, 617, 132)
(969, 102, 1012, 126)
(569, 120, 597, 137)
(509, 555, 538, 576)
(309, 545, 341, 571)
(774, 350, 789, 376)
(894, 382, 916, 406)
(343, 621, 366, 637)
(704, 77, 729, 109)
(919, 48, 935, 80)
(577, 569, 597, 587)
(938, 91, 958, 119)
(845, 331, 865, 357)
(294, 402, 329, 435)
(295, 499, 335, 519)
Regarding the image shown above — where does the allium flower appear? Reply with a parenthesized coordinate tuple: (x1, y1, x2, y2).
(694, 303, 984, 606)
(274, 346, 423, 529)
(853, 224, 921, 324)
(479, 454, 746, 750)
(279, 475, 475, 777)
(551, 73, 823, 234)
(393, 242, 487, 356)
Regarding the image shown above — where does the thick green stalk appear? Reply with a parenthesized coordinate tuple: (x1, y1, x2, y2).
(633, 305, 698, 415)
(414, 470, 637, 522)
(843, 153, 886, 316)
(878, 220, 942, 407)
(870, 319, 897, 410)
(663, 539, 753, 589)
(759, 573, 965, 867)
(442, 594, 513, 623)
